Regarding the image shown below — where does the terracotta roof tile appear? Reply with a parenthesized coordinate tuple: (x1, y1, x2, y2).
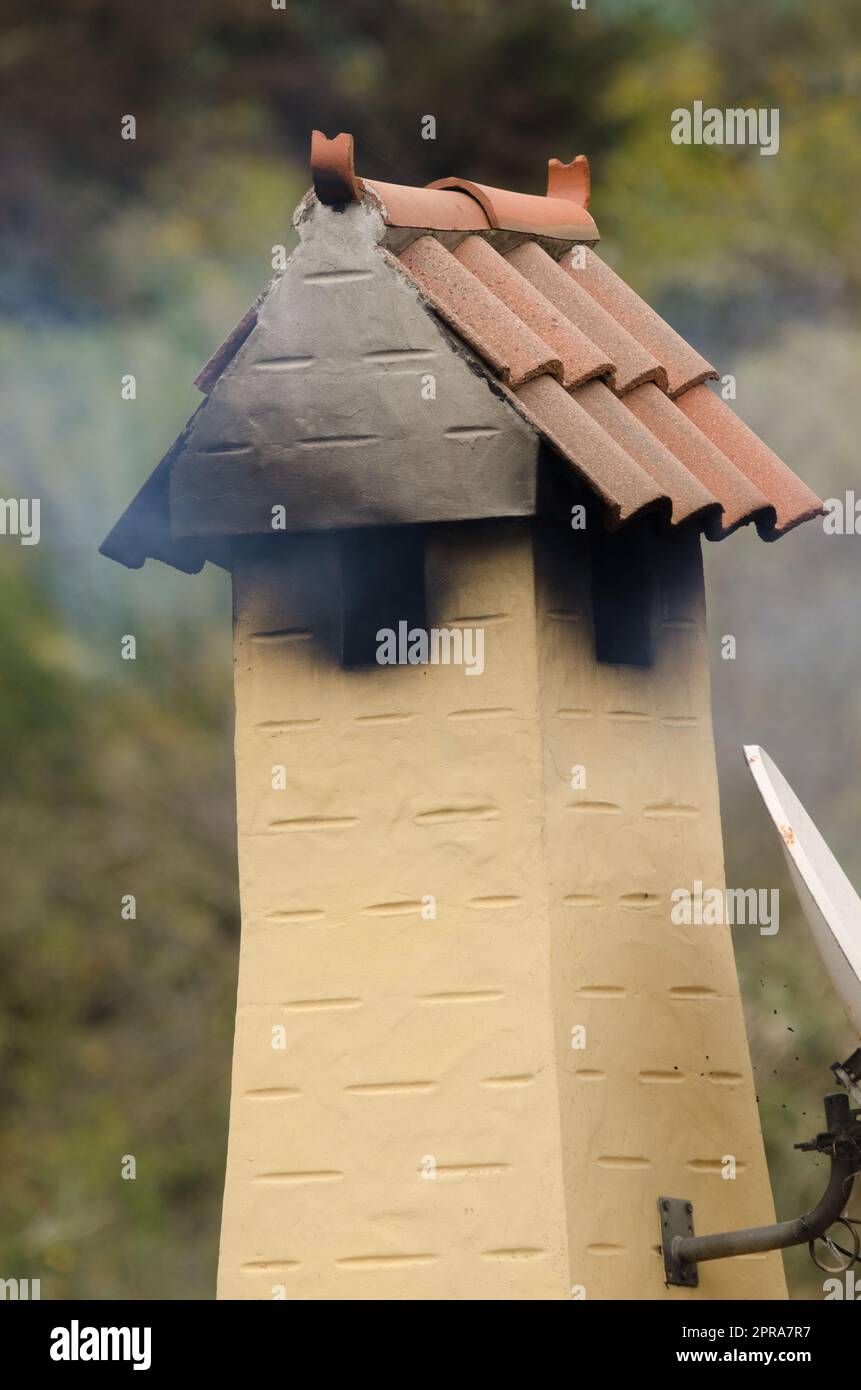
(563, 247, 718, 398)
(389, 221, 821, 541)
(513, 374, 667, 526)
(505, 241, 666, 394)
(310, 130, 363, 205)
(364, 179, 490, 232)
(546, 155, 591, 208)
(573, 380, 717, 526)
(395, 236, 563, 387)
(426, 177, 597, 240)
(675, 385, 824, 537)
(623, 383, 773, 536)
(452, 236, 612, 389)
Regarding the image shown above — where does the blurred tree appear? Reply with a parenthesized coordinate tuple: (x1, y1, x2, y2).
(0, 0, 652, 314)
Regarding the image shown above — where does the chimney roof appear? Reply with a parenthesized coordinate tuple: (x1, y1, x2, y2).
(102, 131, 822, 572)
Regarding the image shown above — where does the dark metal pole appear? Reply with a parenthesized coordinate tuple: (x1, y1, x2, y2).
(660, 1090, 861, 1285)
(673, 1151, 855, 1267)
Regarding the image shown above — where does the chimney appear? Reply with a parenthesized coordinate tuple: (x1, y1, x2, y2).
(101, 130, 823, 1300)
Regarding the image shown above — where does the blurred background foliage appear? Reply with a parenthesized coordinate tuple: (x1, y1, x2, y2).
(0, 0, 858, 1298)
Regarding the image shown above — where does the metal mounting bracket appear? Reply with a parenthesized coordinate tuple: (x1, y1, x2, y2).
(658, 1196, 698, 1287)
(655, 1092, 859, 1289)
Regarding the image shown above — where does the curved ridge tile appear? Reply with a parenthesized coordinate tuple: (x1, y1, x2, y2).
(505, 242, 666, 396)
(364, 180, 490, 232)
(426, 177, 598, 240)
(574, 380, 718, 526)
(452, 236, 612, 390)
(676, 385, 824, 537)
(514, 375, 667, 526)
(623, 383, 773, 536)
(564, 249, 718, 398)
(396, 236, 562, 387)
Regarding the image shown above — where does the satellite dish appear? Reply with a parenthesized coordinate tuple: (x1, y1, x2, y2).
(655, 746, 861, 1287)
(744, 744, 861, 1043)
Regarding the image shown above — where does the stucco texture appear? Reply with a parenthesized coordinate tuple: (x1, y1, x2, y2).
(217, 521, 786, 1300)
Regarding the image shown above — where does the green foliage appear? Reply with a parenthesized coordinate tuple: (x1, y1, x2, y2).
(0, 0, 859, 1299)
